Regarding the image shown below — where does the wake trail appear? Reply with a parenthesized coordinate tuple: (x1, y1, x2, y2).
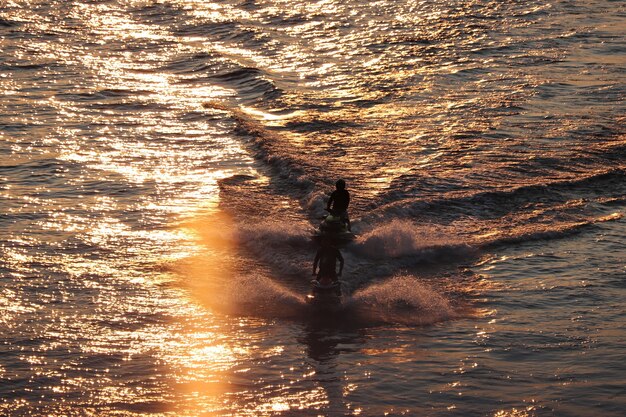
(182, 178, 622, 325)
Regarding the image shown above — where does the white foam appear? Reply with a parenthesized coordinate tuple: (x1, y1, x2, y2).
(353, 219, 471, 260)
(224, 273, 306, 317)
(350, 275, 455, 325)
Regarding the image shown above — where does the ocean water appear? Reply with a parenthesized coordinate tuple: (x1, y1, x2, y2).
(1, 0, 624, 416)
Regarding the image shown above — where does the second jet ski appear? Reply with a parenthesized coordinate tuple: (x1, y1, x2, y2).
(305, 277, 342, 308)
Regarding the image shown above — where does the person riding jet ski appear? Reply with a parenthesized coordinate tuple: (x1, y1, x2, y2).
(313, 240, 344, 284)
(309, 240, 344, 300)
(326, 179, 351, 232)
(313, 179, 354, 244)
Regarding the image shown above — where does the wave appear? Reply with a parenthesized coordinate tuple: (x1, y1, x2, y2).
(283, 117, 362, 133)
(210, 67, 281, 100)
(181, 266, 307, 319)
(89, 101, 172, 112)
(0, 63, 51, 71)
(348, 275, 457, 326)
(479, 212, 623, 249)
(55, 88, 150, 103)
(222, 274, 306, 318)
(351, 213, 621, 260)
(352, 219, 473, 261)
(174, 21, 263, 44)
(162, 52, 219, 75)
(206, 102, 319, 198)
(0, 18, 20, 27)
(166, 54, 282, 100)
(182, 267, 459, 326)
(365, 168, 626, 223)
(130, 1, 181, 26)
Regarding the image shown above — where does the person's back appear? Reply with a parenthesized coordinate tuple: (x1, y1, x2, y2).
(329, 188, 349, 213)
(313, 244, 344, 283)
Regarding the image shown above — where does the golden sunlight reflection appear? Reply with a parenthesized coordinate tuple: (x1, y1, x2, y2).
(165, 211, 241, 415)
(175, 211, 238, 313)
(163, 210, 330, 415)
(182, 0, 252, 21)
(240, 105, 305, 121)
(47, 2, 247, 200)
(493, 407, 537, 417)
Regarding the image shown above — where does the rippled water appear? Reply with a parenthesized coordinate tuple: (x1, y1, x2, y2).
(1, 0, 624, 416)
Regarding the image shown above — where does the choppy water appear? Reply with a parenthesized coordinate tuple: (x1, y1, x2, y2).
(1, 0, 625, 415)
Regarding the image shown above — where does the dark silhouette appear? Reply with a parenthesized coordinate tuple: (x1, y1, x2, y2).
(312, 241, 344, 284)
(326, 179, 351, 231)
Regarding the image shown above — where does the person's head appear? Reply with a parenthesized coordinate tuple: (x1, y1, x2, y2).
(335, 179, 346, 190)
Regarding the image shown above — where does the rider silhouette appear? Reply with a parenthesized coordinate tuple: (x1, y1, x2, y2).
(313, 240, 344, 284)
(326, 179, 351, 231)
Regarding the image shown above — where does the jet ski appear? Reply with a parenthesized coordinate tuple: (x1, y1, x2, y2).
(312, 210, 355, 245)
(305, 278, 342, 308)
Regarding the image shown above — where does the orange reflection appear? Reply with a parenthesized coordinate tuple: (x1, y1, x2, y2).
(168, 210, 329, 415)
(176, 211, 238, 314)
(162, 211, 239, 414)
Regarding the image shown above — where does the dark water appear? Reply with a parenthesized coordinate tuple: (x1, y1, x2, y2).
(1, 0, 624, 415)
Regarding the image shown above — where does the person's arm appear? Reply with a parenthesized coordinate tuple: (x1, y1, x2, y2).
(337, 249, 344, 276)
(346, 190, 350, 209)
(326, 191, 335, 211)
(313, 250, 320, 275)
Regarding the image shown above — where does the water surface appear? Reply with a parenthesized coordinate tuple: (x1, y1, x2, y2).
(1, 0, 624, 415)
